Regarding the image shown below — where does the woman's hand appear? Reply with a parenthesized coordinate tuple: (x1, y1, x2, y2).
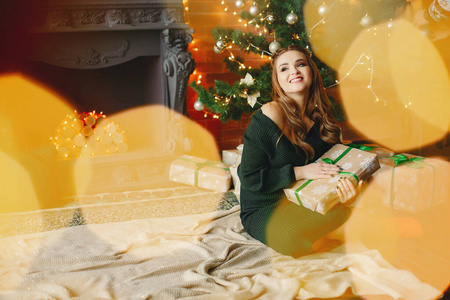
(336, 178, 363, 206)
(294, 162, 342, 181)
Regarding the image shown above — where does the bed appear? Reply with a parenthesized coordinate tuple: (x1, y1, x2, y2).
(0, 186, 443, 300)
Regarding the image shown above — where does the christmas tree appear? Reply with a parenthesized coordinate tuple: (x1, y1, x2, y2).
(189, 0, 407, 123)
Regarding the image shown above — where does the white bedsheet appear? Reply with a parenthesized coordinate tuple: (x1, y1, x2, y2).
(0, 191, 442, 300)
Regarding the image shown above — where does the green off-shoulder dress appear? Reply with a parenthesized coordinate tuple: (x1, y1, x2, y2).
(238, 109, 351, 257)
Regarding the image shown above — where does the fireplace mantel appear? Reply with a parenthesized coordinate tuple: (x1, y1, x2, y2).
(29, 0, 195, 114)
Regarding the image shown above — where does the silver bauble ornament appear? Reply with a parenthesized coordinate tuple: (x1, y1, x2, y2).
(318, 4, 329, 16)
(194, 100, 204, 111)
(235, 0, 245, 9)
(266, 14, 275, 24)
(214, 45, 223, 54)
(249, 3, 260, 16)
(215, 40, 226, 50)
(269, 41, 281, 54)
(360, 14, 373, 28)
(286, 12, 298, 25)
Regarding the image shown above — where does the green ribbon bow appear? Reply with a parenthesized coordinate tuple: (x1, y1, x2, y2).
(385, 154, 425, 166)
(294, 146, 359, 205)
(179, 157, 229, 187)
(384, 154, 435, 209)
(345, 143, 378, 152)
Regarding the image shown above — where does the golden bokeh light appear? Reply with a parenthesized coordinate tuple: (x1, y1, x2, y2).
(0, 73, 74, 213)
(338, 19, 450, 152)
(0, 74, 221, 214)
(303, 0, 371, 70)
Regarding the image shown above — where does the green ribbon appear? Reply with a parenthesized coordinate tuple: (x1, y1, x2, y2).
(385, 154, 425, 165)
(179, 157, 229, 187)
(345, 143, 378, 152)
(384, 154, 435, 209)
(294, 146, 359, 205)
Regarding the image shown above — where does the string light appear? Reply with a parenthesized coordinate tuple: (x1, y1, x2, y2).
(326, 53, 383, 105)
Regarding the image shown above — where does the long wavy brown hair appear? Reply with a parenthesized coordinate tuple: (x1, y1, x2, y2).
(271, 45, 341, 162)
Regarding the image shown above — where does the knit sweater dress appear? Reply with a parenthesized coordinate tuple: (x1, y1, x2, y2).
(238, 109, 351, 257)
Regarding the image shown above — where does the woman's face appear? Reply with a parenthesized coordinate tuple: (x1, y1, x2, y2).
(275, 50, 313, 99)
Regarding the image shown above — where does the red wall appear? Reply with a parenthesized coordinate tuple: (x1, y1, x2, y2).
(184, 0, 272, 151)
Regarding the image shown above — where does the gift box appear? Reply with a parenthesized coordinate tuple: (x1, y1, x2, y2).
(345, 143, 395, 159)
(284, 144, 380, 215)
(229, 164, 241, 201)
(169, 155, 232, 192)
(361, 154, 450, 213)
(222, 144, 243, 166)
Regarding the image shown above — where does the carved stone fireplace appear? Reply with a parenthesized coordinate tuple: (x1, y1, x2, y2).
(27, 0, 195, 115)
(15, 0, 206, 198)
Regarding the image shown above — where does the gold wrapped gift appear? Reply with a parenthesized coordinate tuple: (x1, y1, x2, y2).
(169, 155, 231, 192)
(222, 144, 243, 165)
(284, 144, 380, 215)
(362, 154, 450, 213)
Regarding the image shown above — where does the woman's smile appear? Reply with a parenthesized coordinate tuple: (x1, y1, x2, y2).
(275, 50, 312, 99)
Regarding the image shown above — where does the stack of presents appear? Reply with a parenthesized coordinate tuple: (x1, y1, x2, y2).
(169, 142, 449, 215)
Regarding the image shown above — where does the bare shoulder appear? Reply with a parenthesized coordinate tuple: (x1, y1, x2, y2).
(261, 101, 283, 128)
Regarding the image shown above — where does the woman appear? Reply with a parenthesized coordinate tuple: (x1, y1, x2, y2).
(237, 45, 363, 257)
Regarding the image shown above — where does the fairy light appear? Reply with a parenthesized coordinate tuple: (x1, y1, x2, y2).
(247, 43, 272, 56)
(226, 48, 247, 69)
(327, 53, 384, 105)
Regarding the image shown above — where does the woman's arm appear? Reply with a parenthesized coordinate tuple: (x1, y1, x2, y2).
(238, 141, 295, 193)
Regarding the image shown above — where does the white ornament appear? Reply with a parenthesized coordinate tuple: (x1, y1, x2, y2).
(106, 144, 117, 154)
(286, 12, 298, 25)
(360, 14, 373, 27)
(249, 3, 260, 16)
(269, 41, 281, 53)
(318, 4, 329, 16)
(266, 14, 275, 24)
(247, 91, 260, 108)
(214, 45, 223, 54)
(215, 40, 226, 50)
(235, 0, 245, 9)
(101, 134, 113, 146)
(74, 134, 86, 147)
(104, 123, 117, 135)
(112, 132, 124, 144)
(194, 100, 204, 111)
(240, 73, 254, 86)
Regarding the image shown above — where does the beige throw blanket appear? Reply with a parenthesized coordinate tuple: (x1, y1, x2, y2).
(0, 190, 442, 300)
